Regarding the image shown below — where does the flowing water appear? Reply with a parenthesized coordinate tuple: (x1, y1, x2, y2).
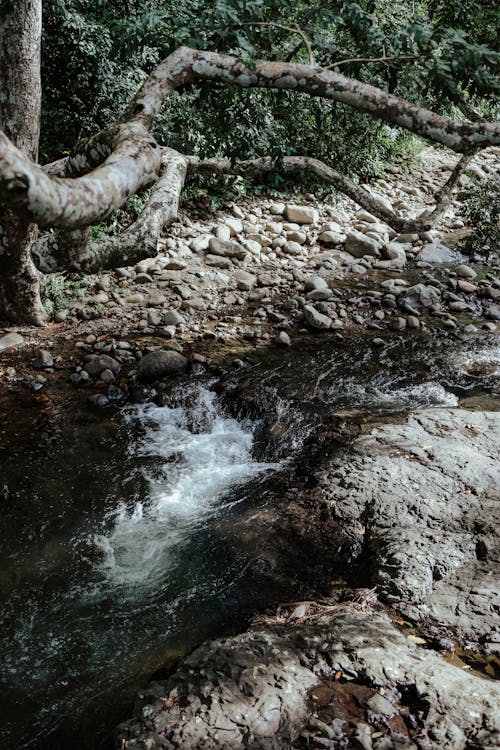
(0, 332, 498, 748)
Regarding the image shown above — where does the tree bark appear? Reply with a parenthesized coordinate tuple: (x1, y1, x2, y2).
(0, 0, 46, 325)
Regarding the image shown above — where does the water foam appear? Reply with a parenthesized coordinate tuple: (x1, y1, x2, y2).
(95, 387, 276, 586)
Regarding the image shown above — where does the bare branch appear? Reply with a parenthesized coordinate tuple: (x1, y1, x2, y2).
(188, 152, 475, 234)
(236, 22, 315, 65)
(325, 54, 421, 70)
(0, 123, 161, 228)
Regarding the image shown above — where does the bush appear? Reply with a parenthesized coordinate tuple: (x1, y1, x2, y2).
(460, 176, 500, 255)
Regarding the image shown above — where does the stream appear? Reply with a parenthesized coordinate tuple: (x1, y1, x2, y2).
(0, 332, 498, 749)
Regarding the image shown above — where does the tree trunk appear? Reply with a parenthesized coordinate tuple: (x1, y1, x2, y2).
(0, 0, 46, 325)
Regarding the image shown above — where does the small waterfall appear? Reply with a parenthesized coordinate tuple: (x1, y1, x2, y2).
(95, 386, 278, 587)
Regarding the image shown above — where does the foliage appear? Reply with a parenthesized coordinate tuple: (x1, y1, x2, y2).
(40, 0, 499, 184)
(41, 272, 89, 317)
(460, 177, 500, 255)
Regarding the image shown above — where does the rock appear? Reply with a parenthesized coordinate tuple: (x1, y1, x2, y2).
(398, 283, 440, 309)
(126, 293, 145, 305)
(304, 305, 332, 330)
(276, 331, 291, 347)
(163, 310, 185, 326)
(224, 217, 243, 236)
(54, 310, 69, 322)
(485, 303, 500, 321)
(304, 275, 329, 292)
(118, 605, 500, 750)
(182, 297, 207, 311)
(189, 234, 211, 252)
(356, 209, 378, 223)
(407, 315, 420, 329)
(214, 224, 231, 241)
(33, 349, 54, 369)
(345, 231, 382, 258)
(234, 271, 256, 291)
(419, 242, 464, 264)
(137, 350, 188, 382)
(319, 230, 346, 245)
(317, 408, 500, 639)
(84, 354, 121, 378)
(284, 205, 319, 224)
(306, 288, 333, 301)
(0, 332, 24, 351)
(269, 202, 285, 215)
(373, 337, 385, 347)
(100, 369, 115, 384)
(282, 240, 304, 256)
(383, 242, 408, 264)
(204, 254, 233, 269)
(208, 237, 247, 260)
(455, 264, 477, 279)
(457, 280, 477, 293)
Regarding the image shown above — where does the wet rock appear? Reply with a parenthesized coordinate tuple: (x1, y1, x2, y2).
(285, 205, 319, 224)
(398, 283, 440, 309)
(304, 305, 332, 330)
(34, 349, 54, 369)
(119, 606, 500, 750)
(83, 354, 121, 378)
(0, 332, 24, 352)
(137, 350, 188, 382)
(345, 231, 382, 258)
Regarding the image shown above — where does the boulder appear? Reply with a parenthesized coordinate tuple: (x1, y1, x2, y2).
(318, 230, 346, 245)
(284, 205, 319, 224)
(304, 305, 332, 329)
(208, 237, 248, 260)
(419, 242, 464, 264)
(398, 283, 440, 309)
(345, 230, 382, 258)
(0, 332, 24, 352)
(137, 350, 188, 382)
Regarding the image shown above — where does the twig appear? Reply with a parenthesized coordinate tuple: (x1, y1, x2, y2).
(236, 21, 315, 65)
(325, 53, 420, 70)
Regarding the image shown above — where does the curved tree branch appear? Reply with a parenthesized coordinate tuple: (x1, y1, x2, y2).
(69, 148, 187, 272)
(188, 152, 475, 234)
(126, 47, 500, 153)
(0, 122, 160, 227)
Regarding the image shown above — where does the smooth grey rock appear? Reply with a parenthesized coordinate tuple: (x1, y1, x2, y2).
(137, 350, 188, 382)
(345, 231, 382, 258)
(84, 354, 121, 378)
(304, 305, 331, 330)
(0, 332, 24, 351)
(319, 230, 346, 245)
(234, 271, 256, 291)
(419, 242, 464, 264)
(284, 205, 319, 224)
(163, 310, 185, 326)
(208, 237, 247, 260)
(33, 349, 54, 368)
(455, 264, 477, 279)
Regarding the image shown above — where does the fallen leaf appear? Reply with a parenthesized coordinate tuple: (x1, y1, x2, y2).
(407, 634, 427, 645)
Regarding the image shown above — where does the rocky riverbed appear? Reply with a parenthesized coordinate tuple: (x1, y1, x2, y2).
(0, 145, 498, 750)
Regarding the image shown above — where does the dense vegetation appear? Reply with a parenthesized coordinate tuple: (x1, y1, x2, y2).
(41, 0, 499, 186)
